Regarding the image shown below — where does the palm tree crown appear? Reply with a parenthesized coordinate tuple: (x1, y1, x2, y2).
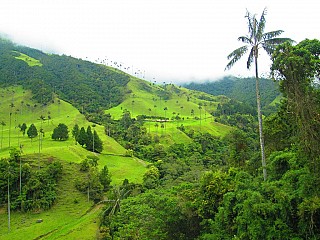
(225, 8, 293, 71)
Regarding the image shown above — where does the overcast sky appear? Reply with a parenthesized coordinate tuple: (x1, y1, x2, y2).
(0, 0, 318, 83)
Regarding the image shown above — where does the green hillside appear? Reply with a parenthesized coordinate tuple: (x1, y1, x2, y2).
(0, 86, 147, 239)
(0, 38, 129, 116)
(183, 76, 281, 111)
(0, 86, 146, 183)
(106, 77, 232, 142)
(0, 38, 238, 239)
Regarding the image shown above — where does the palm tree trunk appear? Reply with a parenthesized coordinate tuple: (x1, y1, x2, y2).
(9, 113, 12, 148)
(7, 168, 11, 232)
(255, 56, 267, 181)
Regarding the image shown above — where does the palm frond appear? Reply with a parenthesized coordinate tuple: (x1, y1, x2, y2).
(225, 45, 248, 70)
(238, 36, 253, 45)
(245, 10, 255, 40)
(261, 43, 276, 56)
(256, 8, 267, 41)
(247, 47, 255, 69)
(263, 30, 284, 40)
(262, 38, 294, 56)
(265, 37, 294, 46)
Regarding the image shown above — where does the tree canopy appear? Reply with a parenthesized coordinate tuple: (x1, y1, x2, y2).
(52, 123, 69, 141)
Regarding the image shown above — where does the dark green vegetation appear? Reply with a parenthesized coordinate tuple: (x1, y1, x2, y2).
(0, 149, 63, 211)
(73, 124, 103, 153)
(0, 37, 129, 118)
(97, 39, 320, 240)
(0, 35, 320, 240)
(184, 76, 280, 114)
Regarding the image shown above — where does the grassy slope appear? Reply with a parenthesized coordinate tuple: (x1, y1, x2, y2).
(106, 77, 232, 145)
(0, 86, 146, 184)
(0, 160, 99, 240)
(13, 51, 43, 67)
(0, 86, 147, 239)
(0, 78, 232, 239)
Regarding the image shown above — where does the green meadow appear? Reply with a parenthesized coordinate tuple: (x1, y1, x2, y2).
(13, 51, 43, 67)
(0, 86, 147, 184)
(106, 77, 232, 143)
(0, 85, 147, 239)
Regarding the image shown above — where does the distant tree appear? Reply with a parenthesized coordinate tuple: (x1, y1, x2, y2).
(99, 165, 112, 191)
(191, 109, 194, 117)
(100, 185, 131, 224)
(47, 112, 51, 125)
(204, 102, 207, 121)
(143, 165, 160, 189)
(72, 124, 80, 143)
(199, 104, 202, 131)
(52, 123, 69, 141)
(9, 112, 12, 147)
(27, 124, 38, 142)
(120, 111, 132, 129)
(86, 126, 93, 151)
(20, 123, 27, 136)
(78, 127, 87, 146)
(93, 130, 103, 153)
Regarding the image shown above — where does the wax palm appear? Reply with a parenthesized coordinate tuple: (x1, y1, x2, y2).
(100, 186, 131, 220)
(225, 8, 293, 181)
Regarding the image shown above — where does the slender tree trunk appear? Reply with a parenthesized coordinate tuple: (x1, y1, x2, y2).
(9, 113, 12, 148)
(7, 168, 11, 232)
(255, 55, 267, 181)
(20, 156, 22, 194)
(1, 125, 3, 149)
(199, 109, 202, 132)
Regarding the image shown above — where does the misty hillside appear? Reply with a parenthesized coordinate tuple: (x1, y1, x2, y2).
(183, 76, 281, 110)
(0, 37, 130, 115)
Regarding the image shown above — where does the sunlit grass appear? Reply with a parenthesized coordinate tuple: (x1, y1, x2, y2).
(13, 51, 43, 67)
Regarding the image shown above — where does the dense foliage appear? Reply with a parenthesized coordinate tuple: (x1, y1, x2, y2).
(73, 124, 103, 153)
(0, 149, 63, 211)
(97, 39, 320, 240)
(1, 36, 319, 239)
(52, 123, 69, 141)
(0, 38, 130, 118)
(183, 76, 280, 115)
(75, 156, 111, 202)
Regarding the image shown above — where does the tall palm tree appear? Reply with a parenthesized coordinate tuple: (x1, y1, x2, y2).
(225, 8, 293, 181)
(1, 121, 5, 149)
(100, 186, 131, 223)
(198, 104, 202, 132)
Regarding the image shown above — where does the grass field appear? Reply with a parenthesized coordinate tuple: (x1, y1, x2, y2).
(0, 86, 147, 239)
(0, 86, 147, 184)
(106, 77, 232, 144)
(0, 160, 99, 240)
(13, 51, 43, 67)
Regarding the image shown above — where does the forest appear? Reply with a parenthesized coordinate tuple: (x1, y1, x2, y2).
(98, 39, 320, 239)
(0, 34, 320, 239)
